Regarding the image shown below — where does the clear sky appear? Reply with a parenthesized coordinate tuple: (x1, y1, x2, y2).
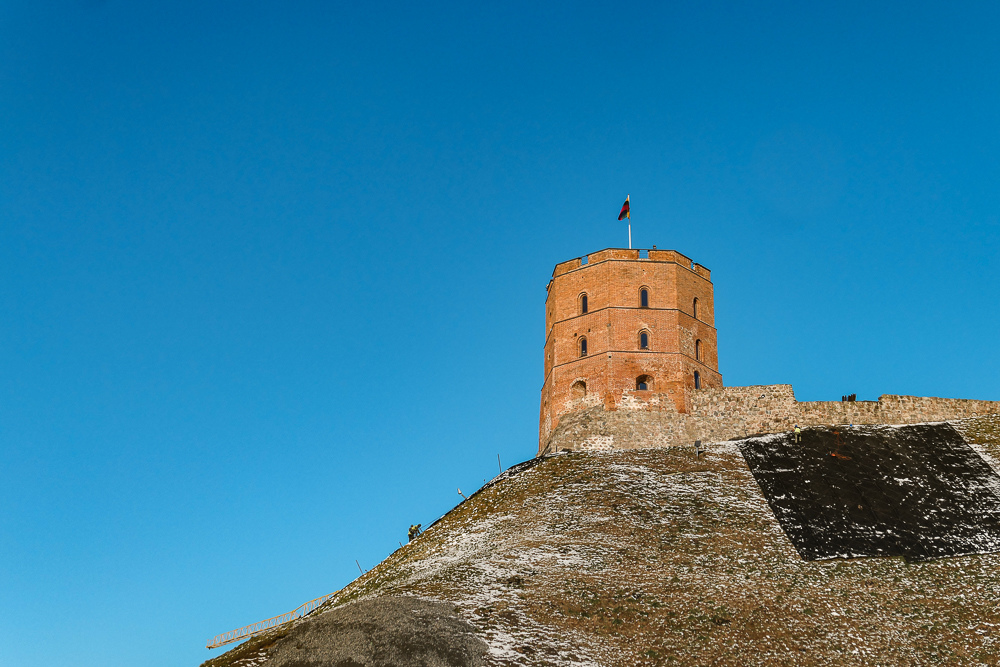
(2, 2, 999, 665)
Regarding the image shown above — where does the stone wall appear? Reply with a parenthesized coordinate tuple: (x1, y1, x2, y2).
(540, 384, 1000, 454)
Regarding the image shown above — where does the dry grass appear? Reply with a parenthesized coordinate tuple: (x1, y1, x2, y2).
(204, 416, 1000, 666)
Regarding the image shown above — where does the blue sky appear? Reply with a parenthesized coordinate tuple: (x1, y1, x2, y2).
(2, 1, 999, 665)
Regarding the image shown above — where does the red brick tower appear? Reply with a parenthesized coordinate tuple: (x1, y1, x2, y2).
(539, 248, 722, 451)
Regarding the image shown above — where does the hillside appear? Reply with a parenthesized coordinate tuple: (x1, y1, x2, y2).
(203, 416, 1000, 666)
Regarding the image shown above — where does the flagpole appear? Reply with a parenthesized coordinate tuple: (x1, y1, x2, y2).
(627, 194, 631, 249)
(618, 194, 632, 248)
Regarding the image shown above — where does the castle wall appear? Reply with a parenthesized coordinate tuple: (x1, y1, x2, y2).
(540, 384, 1000, 454)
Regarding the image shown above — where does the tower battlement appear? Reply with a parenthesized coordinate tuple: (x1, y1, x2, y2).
(539, 247, 722, 452)
(550, 248, 711, 280)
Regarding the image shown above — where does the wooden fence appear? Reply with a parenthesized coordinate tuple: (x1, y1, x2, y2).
(206, 591, 337, 649)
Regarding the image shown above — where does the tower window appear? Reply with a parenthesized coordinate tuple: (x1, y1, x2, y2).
(694, 371, 701, 389)
(579, 337, 587, 357)
(571, 380, 587, 399)
(693, 297, 699, 319)
(636, 375, 653, 391)
(580, 293, 588, 314)
(639, 288, 649, 308)
(639, 331, 649, 350)
(695, 339, 702, 361)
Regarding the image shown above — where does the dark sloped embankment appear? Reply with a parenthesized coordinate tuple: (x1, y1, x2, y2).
(740, 423, 1000, 561)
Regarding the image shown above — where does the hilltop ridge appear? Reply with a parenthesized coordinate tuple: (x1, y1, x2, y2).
(204, 416, 1000, 666)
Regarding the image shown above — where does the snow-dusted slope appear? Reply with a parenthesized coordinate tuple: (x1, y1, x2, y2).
(204, 416, 1000, 667)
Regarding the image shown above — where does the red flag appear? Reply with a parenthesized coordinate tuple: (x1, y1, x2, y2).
(618, 195, 630, 220)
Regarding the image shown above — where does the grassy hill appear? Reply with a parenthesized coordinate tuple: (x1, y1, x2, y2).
(203, 416, 1000, 666)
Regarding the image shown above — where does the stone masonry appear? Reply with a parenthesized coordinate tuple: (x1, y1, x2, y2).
(540, 384, 1000, 454)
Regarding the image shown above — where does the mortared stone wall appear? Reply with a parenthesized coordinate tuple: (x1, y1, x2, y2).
(540, 384, 1000, 454)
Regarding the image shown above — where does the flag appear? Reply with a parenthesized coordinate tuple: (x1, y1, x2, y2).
(618, 195, 630, 220)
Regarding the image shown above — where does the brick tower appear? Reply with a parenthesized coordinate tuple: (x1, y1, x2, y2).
(539, 248, 722, 451)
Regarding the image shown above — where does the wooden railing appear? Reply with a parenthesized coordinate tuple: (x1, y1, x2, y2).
(206, 591, 338, 649)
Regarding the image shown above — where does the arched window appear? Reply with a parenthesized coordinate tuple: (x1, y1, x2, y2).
(571, 380, 587, 399)
(695, 339, 702, 361)
(579, 337, 587, 357)
(639, 331, 650, 350)
(639, 288, 650, 308)
(580, 293, 588, 314)
(636, 375, 653, 391)
(693, 297, 699, 319)
(694, 371, 701, 389)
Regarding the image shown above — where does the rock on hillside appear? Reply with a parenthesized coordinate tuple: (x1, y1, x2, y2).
(204, 416, 1000, 667)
